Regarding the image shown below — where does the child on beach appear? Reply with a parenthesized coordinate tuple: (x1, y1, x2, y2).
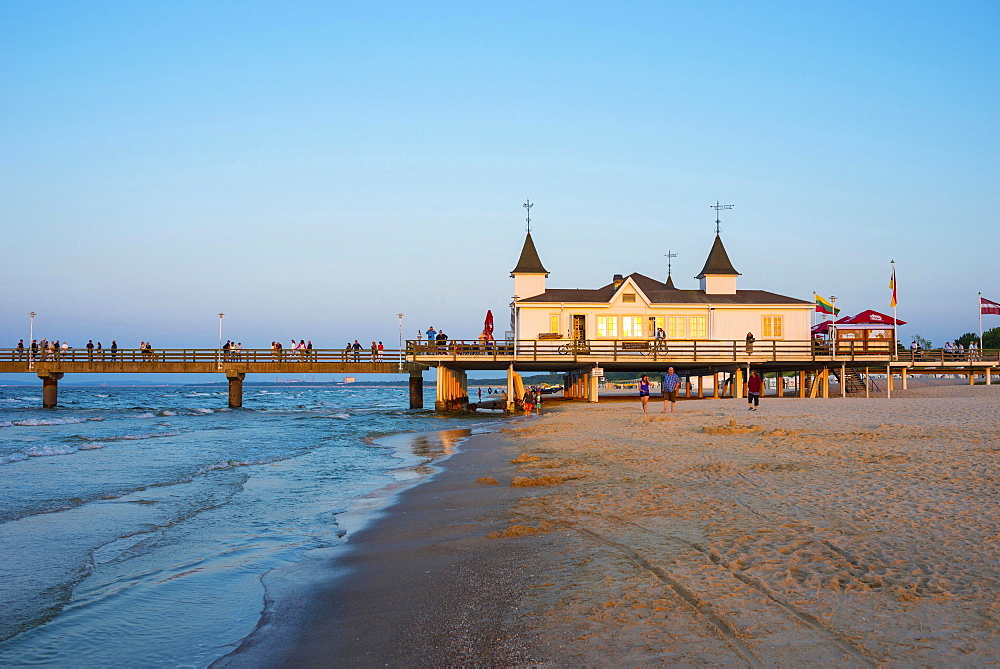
(639, 375, 651, 413)
(747, 370, 762, 410)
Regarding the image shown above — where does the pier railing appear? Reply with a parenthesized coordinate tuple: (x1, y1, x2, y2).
(406, 339, 1000, 364)
(1, 347, 406, 365)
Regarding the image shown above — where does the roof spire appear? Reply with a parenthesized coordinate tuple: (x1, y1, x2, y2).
(511, 201, 548, 277)
(710, 200, 734, 235)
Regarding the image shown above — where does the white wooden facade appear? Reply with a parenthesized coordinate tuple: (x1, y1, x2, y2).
(511, 233, 813, 344)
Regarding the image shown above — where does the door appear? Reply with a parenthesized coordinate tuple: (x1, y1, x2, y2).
(572, 315, 586, 341)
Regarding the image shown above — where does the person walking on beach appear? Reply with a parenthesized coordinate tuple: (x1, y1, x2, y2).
(747, 369, 763, 410)
(661, 366, 680, 413)
(639, 374, 651, 413)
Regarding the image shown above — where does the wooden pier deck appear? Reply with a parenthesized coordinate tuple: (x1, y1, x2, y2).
(2, 340, 996, 410)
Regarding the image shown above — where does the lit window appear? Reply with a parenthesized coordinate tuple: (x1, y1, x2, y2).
(668, 316, 685, 338)
(622, 293, 636, 303)
(762, 316, 783, 338)
(549, 315, 560, 333)
(622, 316, 643, 337)
(597, 316, 618, 337)
(690, 317, 707, 339)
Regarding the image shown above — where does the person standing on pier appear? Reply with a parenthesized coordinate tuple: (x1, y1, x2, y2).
(746, 332, 755, 355)
(370, 341, 377, 361)
(377, 341, 384, 360)
(110, 340, 117, 360)
(352, 340, 362, 361)
(306, 340, 313, 361)
(16, 339, 25, 360)
(426, 326, 436, 343)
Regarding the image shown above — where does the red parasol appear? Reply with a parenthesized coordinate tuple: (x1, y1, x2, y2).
(484, 310, 494, 339)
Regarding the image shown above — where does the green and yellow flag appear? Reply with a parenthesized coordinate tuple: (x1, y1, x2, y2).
(815, 294, 840, 315)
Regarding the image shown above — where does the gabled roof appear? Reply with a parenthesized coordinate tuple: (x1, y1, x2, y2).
(838, 309, 906, 325)
(695, 235, 740, 278)
(517, 272, 810, 305)
(510, 232, 549, 276)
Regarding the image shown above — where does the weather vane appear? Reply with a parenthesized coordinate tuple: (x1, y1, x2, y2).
(710, 200, 734, 235)
(523, 200, 533, 233)
(665, 249, 678, 276)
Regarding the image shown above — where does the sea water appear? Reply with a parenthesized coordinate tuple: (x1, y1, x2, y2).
(0, 383, 500, 666)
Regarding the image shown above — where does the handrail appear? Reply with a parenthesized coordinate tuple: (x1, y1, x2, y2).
(0, 347, 408, 364)
(401, 339, 1000, 363)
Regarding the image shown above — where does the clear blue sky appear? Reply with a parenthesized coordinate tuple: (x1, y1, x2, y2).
(3, 0, 998, 377)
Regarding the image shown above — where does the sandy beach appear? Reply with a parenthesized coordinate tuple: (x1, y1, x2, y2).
(247, 383, 1000, 666)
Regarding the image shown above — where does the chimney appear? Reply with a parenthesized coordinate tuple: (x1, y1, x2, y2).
(613, 274, 624, 288)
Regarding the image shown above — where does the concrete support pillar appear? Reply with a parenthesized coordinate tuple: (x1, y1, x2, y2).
(38, 372, 64, 408)
(798, 370, 806, 398)
(865, 367, 870, 399)
(409, 371, 424, 409)
(842, 363, 847, 397)
(735, 367, 744, 398)
(775, 372, 784, 398)
(435, 366, 468, 412)
(589, 372, 599, 403)
(987, 368, 992, 385)
(823, 367, 830, 398)
(902, 367, 909, 390)
(697, 375, 704, 398)
(713, 372, 720, 399)
(969, 370, 975, 385)
(227, 372, 245, 408)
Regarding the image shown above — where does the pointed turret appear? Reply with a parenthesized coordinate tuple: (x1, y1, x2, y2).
(510, 232, 548, 276)
(511, 232, 549, 299)
(664, 273, 676, 289)
(696, 235, 740, 294)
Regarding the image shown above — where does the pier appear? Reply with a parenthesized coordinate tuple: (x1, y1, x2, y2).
(2, 339, 996, 410)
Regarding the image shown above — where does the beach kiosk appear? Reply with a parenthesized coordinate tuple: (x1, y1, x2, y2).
(829, 310, 906, 355)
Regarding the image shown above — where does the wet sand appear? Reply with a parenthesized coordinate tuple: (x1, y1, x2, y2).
(230, 383, 1000, 665)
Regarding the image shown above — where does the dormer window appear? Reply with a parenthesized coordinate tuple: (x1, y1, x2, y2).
(622, 293, 636, 303)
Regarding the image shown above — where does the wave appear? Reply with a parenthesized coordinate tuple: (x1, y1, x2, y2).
(191, 408, 214, 415)
(0, 452, 29, 464)
(27, 444, 79, 457)
(8, 417, 104, 427)
(157, 410, 177, 416)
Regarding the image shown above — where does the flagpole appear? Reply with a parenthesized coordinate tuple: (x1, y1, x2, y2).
(891, 260, 898, 361)
(980, 292, 983, 349)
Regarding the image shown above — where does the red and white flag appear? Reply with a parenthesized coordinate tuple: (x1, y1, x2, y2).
(982, 296, 1000, 315)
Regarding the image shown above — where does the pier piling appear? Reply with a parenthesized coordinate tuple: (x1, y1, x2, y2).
(227, 372, 245, 408)
(409, 371, 423, 409)
(38, 372, 64, 408)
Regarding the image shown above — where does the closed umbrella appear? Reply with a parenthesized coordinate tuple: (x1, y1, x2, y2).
(484, 310, 494, 339)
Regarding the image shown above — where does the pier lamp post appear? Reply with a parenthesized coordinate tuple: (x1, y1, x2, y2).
(397, 312, 404, 373)
(29, 312, 35, 369)
(218, 313, 225, 369)
(829, 297, 837, 354)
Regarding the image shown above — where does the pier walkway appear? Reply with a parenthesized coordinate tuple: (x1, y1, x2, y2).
(2, 340, 996, 410)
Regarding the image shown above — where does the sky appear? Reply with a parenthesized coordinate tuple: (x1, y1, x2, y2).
(2, 1, 999, 383)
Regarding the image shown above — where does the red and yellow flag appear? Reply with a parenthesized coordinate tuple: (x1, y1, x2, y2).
(889, 265, 897, 308)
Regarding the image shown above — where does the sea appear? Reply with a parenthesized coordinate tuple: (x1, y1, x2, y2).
(0, 382, 504, 666)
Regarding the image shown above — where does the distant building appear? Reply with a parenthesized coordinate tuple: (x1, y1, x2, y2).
(510, 230, 812, 343)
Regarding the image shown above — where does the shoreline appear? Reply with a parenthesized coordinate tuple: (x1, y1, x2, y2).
(215, 417, 546, 667)
(223, 383, 1000, 665)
